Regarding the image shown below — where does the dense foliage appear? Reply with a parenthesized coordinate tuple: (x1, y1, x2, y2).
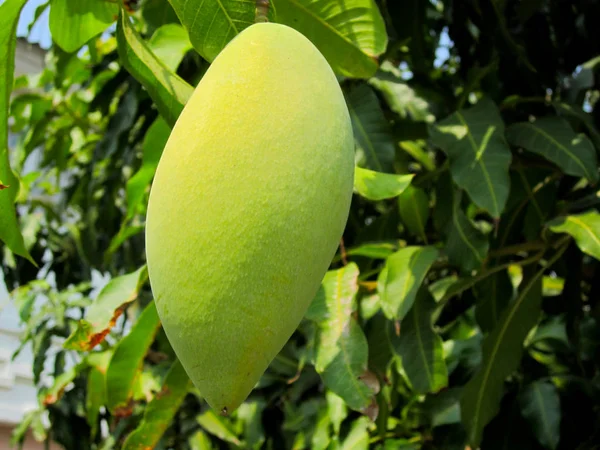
(2, 0, 600, 449)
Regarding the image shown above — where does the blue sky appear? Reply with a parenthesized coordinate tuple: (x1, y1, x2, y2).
(13, 0, 52, 49)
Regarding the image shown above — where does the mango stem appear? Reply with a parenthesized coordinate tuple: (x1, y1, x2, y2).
(255, 0, 270, 23)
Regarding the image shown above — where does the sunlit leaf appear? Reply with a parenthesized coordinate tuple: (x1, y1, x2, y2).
(519, 380, 561, 450)
(388, 288, 448, 393)
(49, 0, 118, 53)
(430, 98, 512, 218)
(379, 246, 438, 321)
(353, 166, 414, 201)
(273, 0, 388, 78)
(197, 410, 242, 446)
(461, 268, 546, 447)
(117, 12, 193, 127)
(41, 363, 84, 406)
(548, 210, 600, 261)
(168, 0, 265, 62)
(86, 352, 112, 439)
(507, 117, 598, 183)
(340, 416, 370, 450)
(346, 84, 397, 172)
(64, 266, 148, 351)
(123, 359, 192, 450)
(106, 301, 162, 416)
(236, 400, 266, 450)
(148, 24, 193, 71)
(0, 0, 35, 265)
(309, 263, 375, 412)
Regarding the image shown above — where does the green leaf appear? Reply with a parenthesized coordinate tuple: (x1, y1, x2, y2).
(273, 0, 388, 78)
(519, 380, 561, 450)
(236, 400, 266, 450)
(345, 242, 398, 260)
(148, 24, 193, 71)
(398, 185, 430, 242)
(388, 288, 448, 394)
(445, 199, 489, 273)
(49, 0, 118, 53)
(197, 410, 242, 446)
(168, 0, 262, 63)
(346, 84, 397, 172)
(340, 416, 370, 450)
(461, 266, 547, 447)
(64, 266, 148, 351)
(86, 353, 112, 439)
(354, 167, 413, 201)
(41, 363, 84, 406)
(369, 62, 435, 123)
(430, 98, 512, 218)
(0, 0, 34, 265)
(507, 117, 598, 183)
(547, 210, 600, 261)
(474, 271, 514, 333)
(379, 246, 439, 321)
(117, 11, 194, 127)
(106, 301, 162, 416)
(123, 359, 192, 450)
(189, 431, 213, 450)
(309, 263, 375, 411)
(143, 0, 180, 31)
(126, 117, 170, 220)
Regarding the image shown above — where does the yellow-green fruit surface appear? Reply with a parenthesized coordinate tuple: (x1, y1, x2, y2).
(145, 23, 354, 415)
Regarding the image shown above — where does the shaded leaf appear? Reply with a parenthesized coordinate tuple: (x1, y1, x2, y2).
(445, 199, 489, 273)
(388, 288, 448, 393)
(0, 0, 35, 265)
(197, 410, 241, 446)
(309, 263, 375, 412)
(379, 246, 439, 321)
(49, 0, 118, 53)
(148, 24, 193, 71)
(143, 0, 180, 31)
(354, 166, 413, 201)
(123, 359, 192, 450)
(106, 301, 162, 416)
(430, 98, 512, 218)
(474, 271, 514, 333)
(346, 84, 397, 172)
(64, 266, 148, 351)
(507, 117, 598, 183)
(398, 185, 430, 242)
(168, 0, 262, 62)
(461, 267, 546, 447)
(117, 12, 193, 127)
(519, 380, 561, 450)
(273, 0, 388, 78)
(548, 210, 600, 261)
(126, 117, 170, 220)
(236, 400, 266, 450)
(86, 352, 112, 439)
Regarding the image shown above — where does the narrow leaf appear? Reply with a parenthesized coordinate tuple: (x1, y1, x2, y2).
(168, 0, 262, 62)
(309, 263, 375, 412)
(388, 288, 448, 393)
(430, 98, 512, 218)
(548, 210, 600, 261)
(123, 359, 192, 450)
(126, 117, 170, 219)
(398, 185, 430, 242)
(106, 301, 162, 416)
(507, 117, 598, 183)
(354, 166, 414, 201)
(117, 12, 193, 127)
(340, 416, 370, 450)
(86, 352, 112, 439)
(64, 266, 148, 351)
(519, 380, 561, 450)
(0, 0, 35, 265)
(474, 271, 514, 333)
(197, 410, 241, 446)
(346, 84, 397, 172)
(379, 246, 439, 321)
(273, 0, 388, 78)
(49, 0, 118, 53)
(445, 200, 489, 273)
(461, 267, 546, 447)
(41, 363, 84, 406)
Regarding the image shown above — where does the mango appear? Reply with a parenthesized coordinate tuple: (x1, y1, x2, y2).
(145, 22, 354, 415)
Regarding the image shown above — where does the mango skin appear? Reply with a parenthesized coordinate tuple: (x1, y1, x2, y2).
(145, 23, 354, 414)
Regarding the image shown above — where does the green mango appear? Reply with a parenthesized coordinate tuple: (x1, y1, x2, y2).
(145, 22, 354, 415)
